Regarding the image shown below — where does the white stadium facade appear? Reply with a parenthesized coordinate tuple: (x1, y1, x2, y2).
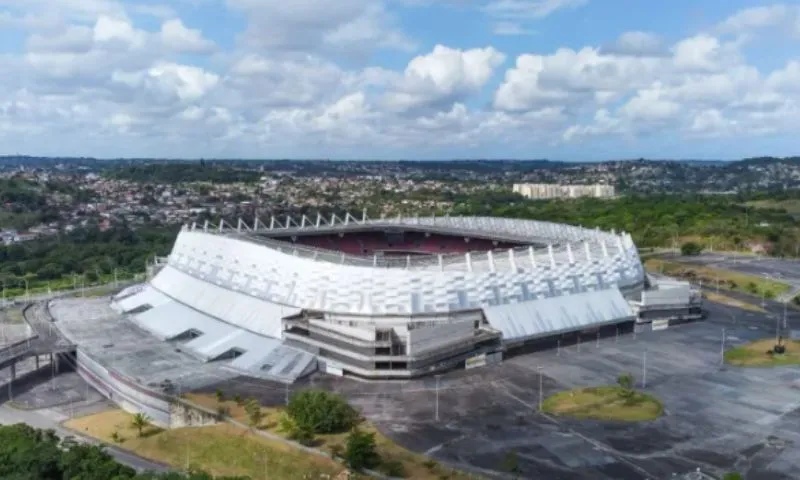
(109, 213, 702, 382)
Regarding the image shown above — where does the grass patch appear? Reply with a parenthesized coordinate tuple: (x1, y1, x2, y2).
(724, 339, 800, 367)
(703, 292, 767, 313)
(185, 393, 477, 479)
(64, 409, 344, 480)
(541, 386, 664, 422)
(745, 199, 800, 217)
(3, 308, 26, 324)
(644, 258, 790, 298)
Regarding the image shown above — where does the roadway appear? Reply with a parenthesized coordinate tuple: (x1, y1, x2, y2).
(0, 402, 169, 473)
(661, 252, 800, 302)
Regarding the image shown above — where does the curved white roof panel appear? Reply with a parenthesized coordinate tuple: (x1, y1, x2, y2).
(160, 215, 645, 316)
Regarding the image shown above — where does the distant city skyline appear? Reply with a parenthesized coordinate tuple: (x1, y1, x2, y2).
(0, 1, 799, 160)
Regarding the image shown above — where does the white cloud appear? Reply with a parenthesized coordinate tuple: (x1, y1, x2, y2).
(93, 15, 146, 49)
(3, 0, 800, 158)
(384, 45, 506, 112)
(484, 0, 587, 20)
(227, 0, 413, 55)
(160, 19, 215, 53)
(603, 31, 665, 56)
(492, 22, 535, 36)
(717, 4, 795, 34)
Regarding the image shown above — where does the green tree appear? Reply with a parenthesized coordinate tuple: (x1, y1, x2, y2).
(130, 413, 150, 437)
(244, 399, 264, 428)
(617, 372, 635, 399)
(344, 428, 380, 471)
(286, 389, 358, 434)
(680, 241, 704, 256)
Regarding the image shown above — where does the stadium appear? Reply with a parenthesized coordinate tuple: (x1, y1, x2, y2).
(100, 213, 702, 382)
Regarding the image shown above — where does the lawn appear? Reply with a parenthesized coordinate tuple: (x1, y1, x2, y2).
(64, 409, 345, 480)
(541, 386, 664, 422)
(185, 393, 477, 480)
(644, 258, 790, 298)
(703, 292, 766, 313)
(724, 339, 800, 367)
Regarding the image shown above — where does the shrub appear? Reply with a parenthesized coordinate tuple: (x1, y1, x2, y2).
(344, 428, 380, 471)
(287, 389, 358, 434)
(680, 241, 703, 256)
(379, 459, 406, 477)
(617, 373, 634, 393)
(233, 394, 243, 406)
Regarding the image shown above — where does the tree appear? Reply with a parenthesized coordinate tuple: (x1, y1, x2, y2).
(344, 428, 380, 471)
(680, 241, 704, 256)
(286, 389, 359, 434)
(130, 413, 150, 437)
(244, 399, 264, 428)
(215, 389, 225, 403)
(617, 372, 635, 399)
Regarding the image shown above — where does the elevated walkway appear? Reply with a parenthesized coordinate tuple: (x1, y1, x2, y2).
(0, 303, 76, 376)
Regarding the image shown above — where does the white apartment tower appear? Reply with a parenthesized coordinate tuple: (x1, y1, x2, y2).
(513, 183, 615, 200)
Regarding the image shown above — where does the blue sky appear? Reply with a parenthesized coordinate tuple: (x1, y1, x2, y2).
(0, 0, 799, 160)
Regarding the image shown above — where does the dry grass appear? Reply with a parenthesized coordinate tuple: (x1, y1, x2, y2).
(724, 339, 800, 367)
(186, 393, 477, 480)
(703, 292, 767, 313)
(64, 408, 344, 480)
(745, 199, 800, 217)
(542, 386, 663, 422)
(644, 258, 790, 298)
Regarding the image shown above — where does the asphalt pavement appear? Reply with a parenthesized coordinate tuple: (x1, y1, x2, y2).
(0, 402, 169, 473)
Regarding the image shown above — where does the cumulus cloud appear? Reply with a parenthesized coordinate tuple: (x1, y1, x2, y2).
(385, 45, 506, 112)
(2, 0, 800, 158)
(159, 19, 216, 54)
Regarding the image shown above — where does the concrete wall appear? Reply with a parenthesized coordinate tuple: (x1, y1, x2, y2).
(76, 350, 220, 429)
(406, 321, 474, 355)
(642, 285, 690, 307)
(76, 350, 172, 427)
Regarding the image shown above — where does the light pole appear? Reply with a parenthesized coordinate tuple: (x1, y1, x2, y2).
(783, 299, 788, 330)
(642, 350, 648, 389)
(434, 375, 441, 422)
(537, 366, 543, 410)
(720, 328, 726, 365)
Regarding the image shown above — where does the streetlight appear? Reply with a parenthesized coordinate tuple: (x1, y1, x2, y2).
(537, 366, 544, 410)
(434, 375, 441, 422)
(642, 350, 648, 389)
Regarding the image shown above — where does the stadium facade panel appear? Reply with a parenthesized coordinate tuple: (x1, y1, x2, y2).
(113, 214, 674, 380)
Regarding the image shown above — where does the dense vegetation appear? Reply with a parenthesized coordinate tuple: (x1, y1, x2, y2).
(0, 225, 175, 295)
(0, 177, 94, 230)
(381, 192, 800, 253)
(104, 163, 262, 184)
(0, 423, 245, 480)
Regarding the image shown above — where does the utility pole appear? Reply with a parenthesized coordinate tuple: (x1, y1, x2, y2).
(720, 328, 726, 365)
